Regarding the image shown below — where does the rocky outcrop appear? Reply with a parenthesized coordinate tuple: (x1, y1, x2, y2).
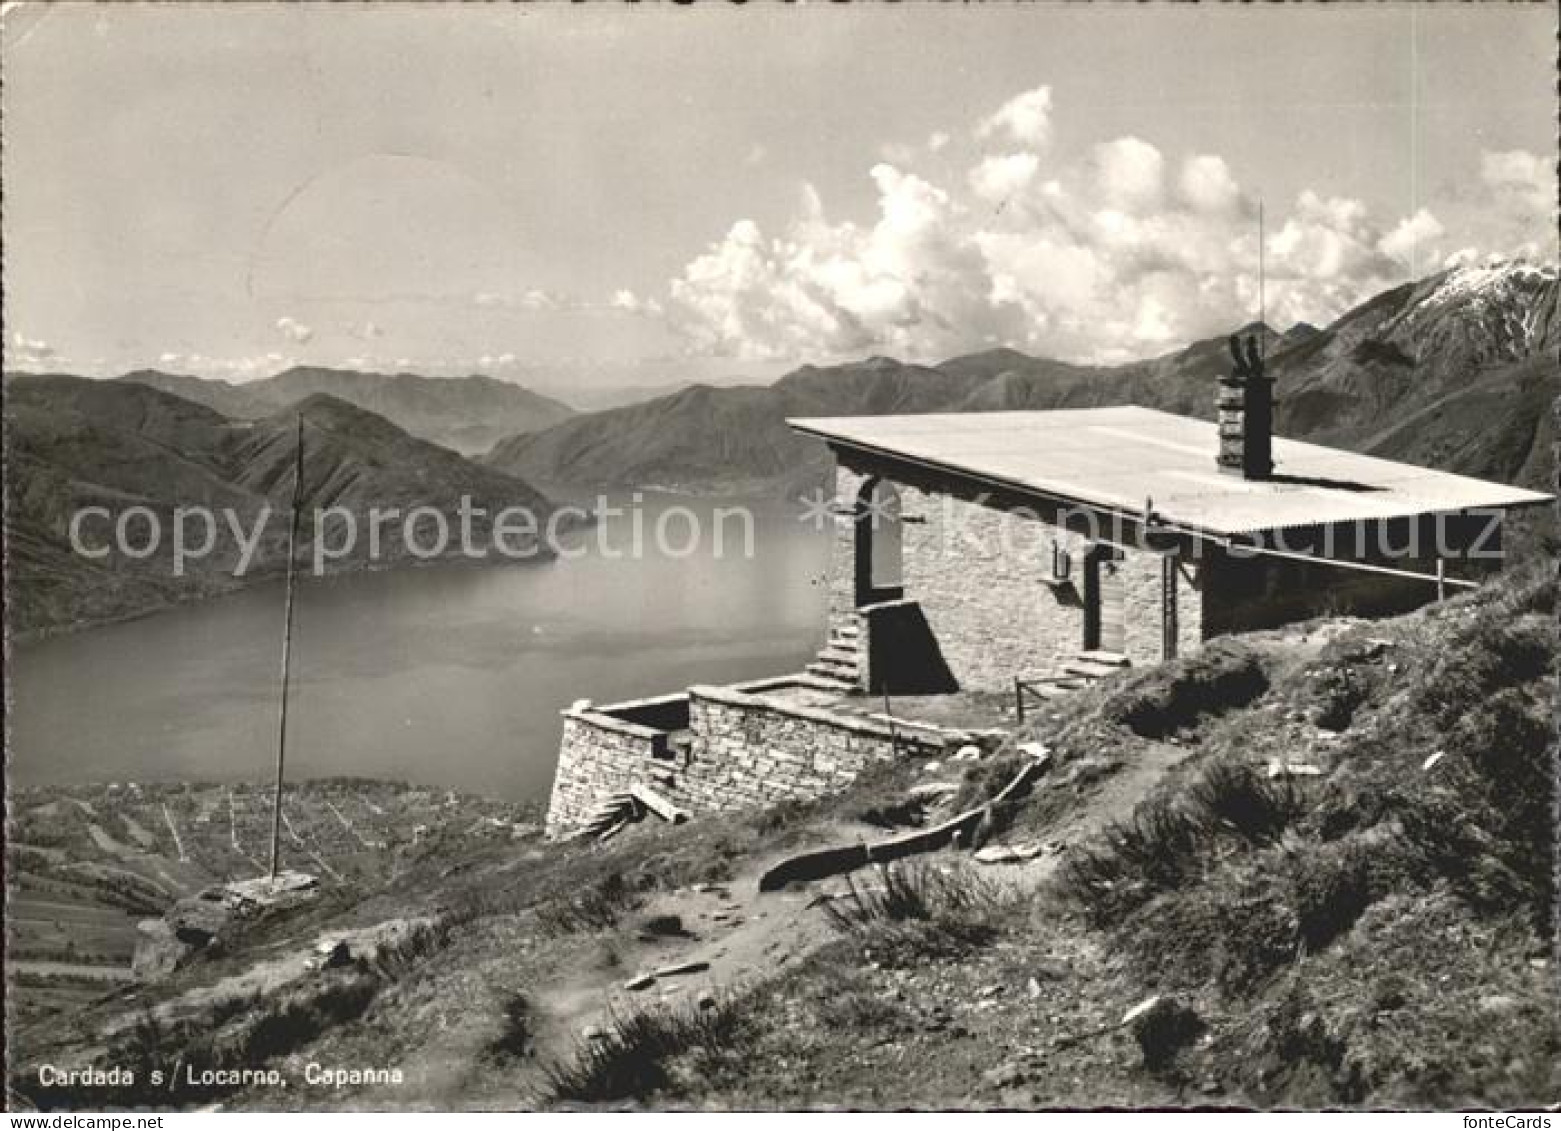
(132, 871, 319, 982)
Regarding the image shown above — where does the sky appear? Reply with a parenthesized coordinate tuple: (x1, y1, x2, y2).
(3, 3, 1556, 388)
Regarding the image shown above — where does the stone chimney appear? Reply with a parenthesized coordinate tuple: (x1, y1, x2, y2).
(1216, 334, 1274, 479)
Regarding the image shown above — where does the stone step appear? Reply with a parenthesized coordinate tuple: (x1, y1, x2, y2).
(833, 624, 860, 637)
(805, 662, 859, 686)
(819, 644, 860, 664)
(804, 671, 858, 692)
(1064, 659, 1125, 679)
(811, 655, 860, 675)
(1076, 650, 1130, 667)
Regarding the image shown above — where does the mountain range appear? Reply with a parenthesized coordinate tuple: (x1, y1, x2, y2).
(3, 378, 561, 635)
(120, 366, 575, 455)
(483, 261, 1559, 497)
(6, 261, 1555, 634)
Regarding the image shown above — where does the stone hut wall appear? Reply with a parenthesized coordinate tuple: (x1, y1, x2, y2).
(545, 681, 964, 837)
(829, 461, 1207, 689)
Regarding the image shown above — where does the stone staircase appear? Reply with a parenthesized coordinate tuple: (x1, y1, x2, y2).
(805, 622, 863, 691)
(567, 792, 639, 841)
(1024, 650, 1131, 701)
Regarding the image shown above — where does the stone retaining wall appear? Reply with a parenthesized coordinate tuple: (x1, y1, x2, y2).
(544, 702, 679, 837)
(677, 684, 957, 811)
(544, 680, 969, 838)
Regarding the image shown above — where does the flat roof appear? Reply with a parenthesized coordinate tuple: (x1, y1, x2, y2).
(788, 405, 1553, 537)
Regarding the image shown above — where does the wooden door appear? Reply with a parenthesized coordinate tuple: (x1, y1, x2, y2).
(1084, 547, 1126, 654)
(1098, 558, 1125, 653)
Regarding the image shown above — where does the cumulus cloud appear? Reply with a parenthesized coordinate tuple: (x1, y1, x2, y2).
(661, 88, 1556, 365)
(1092, 137, 1166, 215)
(9, 331, 56, 369)
(669, 163, 1016, 362)
(977, 85, 1053, 149)
(1477, 148, 1558, 260)
(154, 352, 289, 380)
(1377, 208, 1446, 269)
(969, 153, 1041, 206)
(928, 131, 951, 153)
(1481, 149, 1553, 215)
(1177, 155, 1244, 215)
(274, 316, 314, 344)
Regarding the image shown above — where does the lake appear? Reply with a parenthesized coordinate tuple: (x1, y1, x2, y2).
(8, 494, 831, 802)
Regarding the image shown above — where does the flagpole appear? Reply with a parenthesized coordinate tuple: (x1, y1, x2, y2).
(268, 413, 305, 880)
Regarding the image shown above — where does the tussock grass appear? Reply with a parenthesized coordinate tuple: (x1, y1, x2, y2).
(822, 861, 1014, 965)
(534, 872, 639, 936)
(488, 992, 535, 1061)
(1185, 760, 1304, 846)
(1060, 759, 1306, 928)
(1104, 642, 1270, 739)
(542, 995, 753, 1104)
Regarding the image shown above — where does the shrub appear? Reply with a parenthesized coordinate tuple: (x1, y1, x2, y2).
(542, 995, 753, 1104)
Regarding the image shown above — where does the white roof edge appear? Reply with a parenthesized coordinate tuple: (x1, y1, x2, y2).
(785, 408, 1554, 535)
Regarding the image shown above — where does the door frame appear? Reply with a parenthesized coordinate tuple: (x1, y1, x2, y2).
(1082, 542, 1125, 652)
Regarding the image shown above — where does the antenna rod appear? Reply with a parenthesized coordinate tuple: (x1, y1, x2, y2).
(1258, 199, 1266, 361)
(268, 413, 305, 880)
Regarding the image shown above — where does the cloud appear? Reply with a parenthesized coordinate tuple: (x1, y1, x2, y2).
(610, 289, 664, 317)
(1091, 137, 1166, 215)
(473, 288, 588, 312)
(9, 331, 56, 368)
(969, 153, 1041, 206)
(274, 315, 314, 344)
(154, 352, 289, 380)
(1377, 208, 1446, 268)
(977, 85, 1053, 149)
(661, 87, 1555, 365)
(1481, 149, 1552, 215)
(1476, 148, 1558, 260)
(928, 131, 951, 153)
(1177, 155, 1244, 215)
(744, 143, 768, 168)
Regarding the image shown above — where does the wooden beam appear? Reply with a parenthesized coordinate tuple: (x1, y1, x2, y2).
(630, 784, 689, 825)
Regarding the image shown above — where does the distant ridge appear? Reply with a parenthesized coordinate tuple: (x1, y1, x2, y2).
(3, 377, 563, 635)
(481, 262, 1559, 497)
(120, 366, 576, 454)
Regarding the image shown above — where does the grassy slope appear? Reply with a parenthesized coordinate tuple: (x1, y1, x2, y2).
(8, 569, 1556, 1111)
